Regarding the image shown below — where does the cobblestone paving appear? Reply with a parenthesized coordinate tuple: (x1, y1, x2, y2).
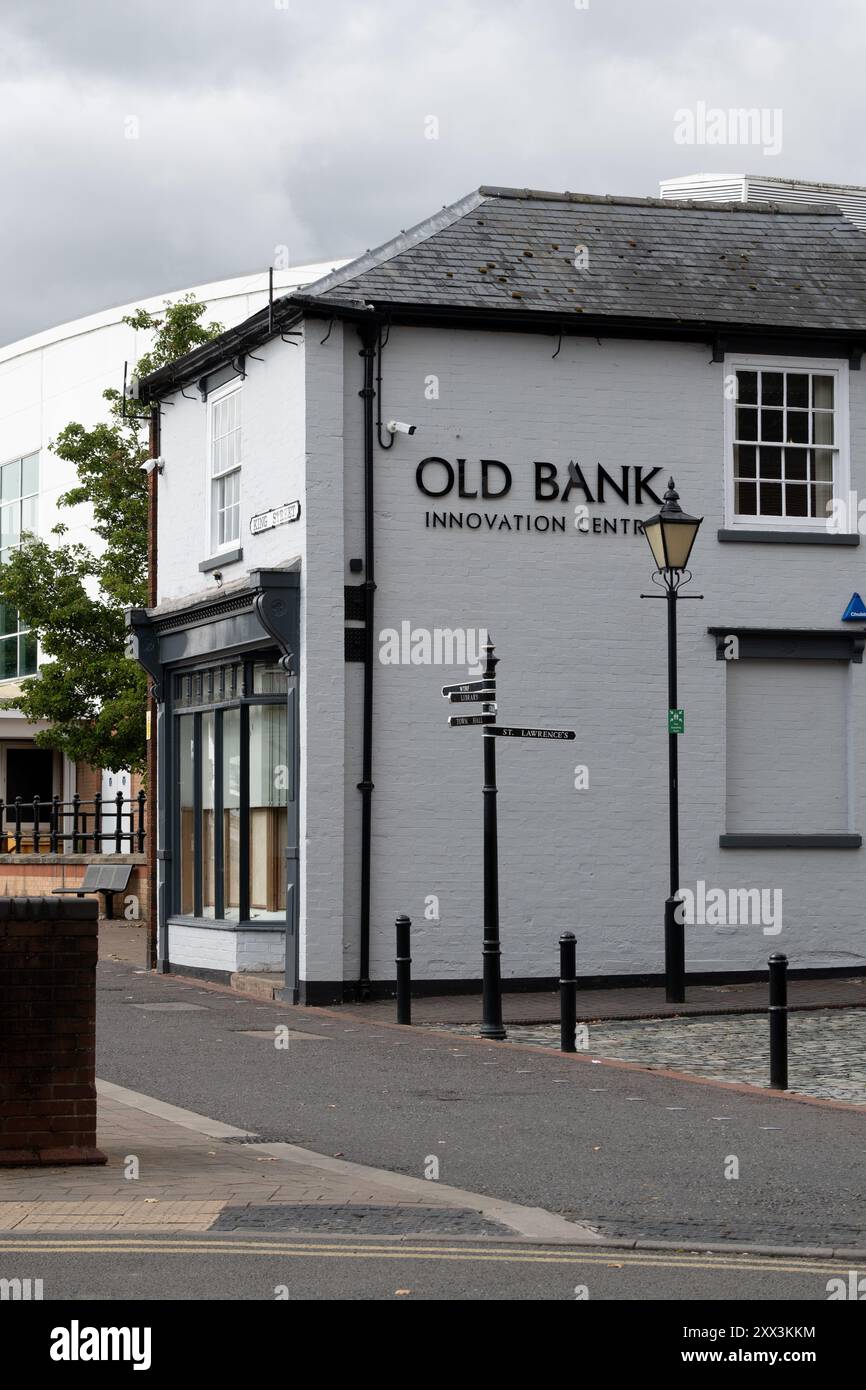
(438, 1009, 866, 1103)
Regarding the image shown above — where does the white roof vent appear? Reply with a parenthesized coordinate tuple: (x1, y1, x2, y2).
(660, 173, 866, 230)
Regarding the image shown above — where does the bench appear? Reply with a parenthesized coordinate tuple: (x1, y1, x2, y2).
(52, 864, 133, 921)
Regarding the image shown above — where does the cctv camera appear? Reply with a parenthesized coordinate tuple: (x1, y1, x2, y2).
(387, 421, 417, 436)
(139, 457, 165, 475)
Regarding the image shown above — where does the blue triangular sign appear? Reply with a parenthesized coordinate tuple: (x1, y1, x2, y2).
(842, 593, 866, 622)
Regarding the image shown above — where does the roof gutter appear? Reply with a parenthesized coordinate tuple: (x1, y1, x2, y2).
(307, 300, 866, 356)
(139, 288, 866, 402)
(138, 303, 307, 401)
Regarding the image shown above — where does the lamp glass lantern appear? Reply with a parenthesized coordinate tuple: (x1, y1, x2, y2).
(643, 479, 702, 573)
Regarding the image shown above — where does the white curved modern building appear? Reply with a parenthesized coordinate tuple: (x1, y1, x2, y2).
(0, 262, 348, 820)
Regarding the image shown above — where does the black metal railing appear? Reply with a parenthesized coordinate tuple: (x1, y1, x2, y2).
(0, 791, 146, 855)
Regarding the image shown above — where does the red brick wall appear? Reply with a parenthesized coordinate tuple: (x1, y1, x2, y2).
(0, 897, 105, 1167)
(74, 762, 102, 803)
(0, 857, 149, 923)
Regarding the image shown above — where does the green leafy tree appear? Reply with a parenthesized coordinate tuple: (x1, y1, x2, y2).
(0, 295, 222, 774)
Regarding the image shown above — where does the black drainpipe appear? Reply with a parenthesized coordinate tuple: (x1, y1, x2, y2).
(357, 319, 379, 999)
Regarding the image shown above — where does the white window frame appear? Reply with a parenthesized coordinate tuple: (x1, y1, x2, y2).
(207, 380, 243, 555)
(723, 355, 851, 533)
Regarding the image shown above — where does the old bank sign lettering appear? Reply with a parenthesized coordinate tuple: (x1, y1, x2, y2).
(416, 458, 664, 538)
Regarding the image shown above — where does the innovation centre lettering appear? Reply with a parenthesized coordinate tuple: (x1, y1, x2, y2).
(417, 459, 663, 537)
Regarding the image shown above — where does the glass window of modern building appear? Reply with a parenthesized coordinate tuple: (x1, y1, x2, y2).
(0, 452, 39, 679)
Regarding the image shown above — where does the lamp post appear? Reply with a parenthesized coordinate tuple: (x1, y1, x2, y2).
(642, 479, 703, 1004)
(480, 641, 506, 1041)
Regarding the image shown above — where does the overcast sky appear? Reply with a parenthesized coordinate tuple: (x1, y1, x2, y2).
(1, 0, 862, 344)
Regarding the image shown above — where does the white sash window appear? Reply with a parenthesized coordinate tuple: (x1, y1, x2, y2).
(724, 358, 849, 532)
(209, 384, 242, 550)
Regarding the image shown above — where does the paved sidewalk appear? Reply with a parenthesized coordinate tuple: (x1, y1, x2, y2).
(0, 1082, 597, 1243)
(100, 921, 148, 968)
(339, 976, 866, 1025)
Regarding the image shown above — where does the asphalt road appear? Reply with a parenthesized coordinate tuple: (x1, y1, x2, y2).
(0, 1233, 856, 1302)
(96, 960, 866, 1250)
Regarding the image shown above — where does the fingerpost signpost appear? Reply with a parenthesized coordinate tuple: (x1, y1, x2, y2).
(443, 638, 576, 1040)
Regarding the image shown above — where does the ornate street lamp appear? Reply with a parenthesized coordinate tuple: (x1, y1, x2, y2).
(643, 480, 703, 576)
(642, 479, 703, 1003)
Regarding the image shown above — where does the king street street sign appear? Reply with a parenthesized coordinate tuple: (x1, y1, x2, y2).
(487, 726, 576, 741)
(250, 501, 301, 535)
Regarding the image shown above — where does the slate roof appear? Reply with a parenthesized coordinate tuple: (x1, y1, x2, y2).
(302, 186, 866, 332)
(139, 185, 866, 400)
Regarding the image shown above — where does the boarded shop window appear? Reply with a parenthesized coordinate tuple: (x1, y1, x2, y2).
(725, 660, 849, 835)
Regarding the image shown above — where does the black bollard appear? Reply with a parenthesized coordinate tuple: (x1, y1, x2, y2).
(559, 933, 577, 1054)
(396, 915, 412, 1025)
(768, 952, 788, 1091)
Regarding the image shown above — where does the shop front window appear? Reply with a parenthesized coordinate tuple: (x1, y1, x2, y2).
(250, 703, 288, 920)
(223, 708, 241, 921)
(178, 715, 195, 916)
(202, 712, 216, 918)
(172, 658, 291, 925)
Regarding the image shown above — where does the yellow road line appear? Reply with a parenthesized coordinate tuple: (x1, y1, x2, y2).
(0, 1237, 831, 1265)
(0, 1239, 852, 1276)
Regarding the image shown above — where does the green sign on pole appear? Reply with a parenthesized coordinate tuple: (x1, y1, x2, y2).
(669, 709, 685, 735)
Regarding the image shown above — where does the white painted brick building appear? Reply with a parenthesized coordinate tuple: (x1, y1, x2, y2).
(131, 186, 866, 1003)
(0, 262, 345, 820)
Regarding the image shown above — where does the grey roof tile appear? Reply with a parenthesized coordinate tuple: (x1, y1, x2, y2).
(304, 186, 866, 331)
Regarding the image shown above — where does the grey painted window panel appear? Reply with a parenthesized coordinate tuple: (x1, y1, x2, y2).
(725, 660, 849, 835)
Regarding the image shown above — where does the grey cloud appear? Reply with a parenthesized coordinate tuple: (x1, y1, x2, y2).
(1, 0, 864, 343)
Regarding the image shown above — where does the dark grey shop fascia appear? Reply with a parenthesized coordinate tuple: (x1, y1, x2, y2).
(127, 565, 300, 696)
(708, 626, 866, 663)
